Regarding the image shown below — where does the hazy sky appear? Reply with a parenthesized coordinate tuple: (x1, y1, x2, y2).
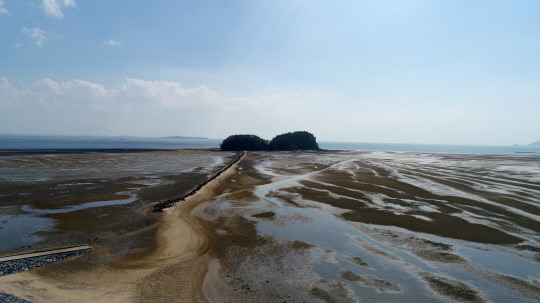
(1, 1, 539, 145)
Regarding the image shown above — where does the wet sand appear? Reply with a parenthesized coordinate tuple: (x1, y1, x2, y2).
(0, 150, 241, 302)
(1, 150, 539, 302)
(200, 151, 540, 302)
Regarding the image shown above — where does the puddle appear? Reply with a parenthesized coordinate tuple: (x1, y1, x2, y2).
(460, 247, 540, 280)
(1, 195, 137, 253)
(21, 195, 138, 214)
(0, 213, 54, 253)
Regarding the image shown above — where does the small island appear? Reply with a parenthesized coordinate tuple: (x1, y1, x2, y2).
(220, 131, 319, 151)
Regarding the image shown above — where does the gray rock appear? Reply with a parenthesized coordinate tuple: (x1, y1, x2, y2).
(0, 291, 32, 303)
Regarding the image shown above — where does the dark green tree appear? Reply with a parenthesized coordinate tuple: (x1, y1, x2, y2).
(220, 134, 268, 151)
(268, 131, 319, 151)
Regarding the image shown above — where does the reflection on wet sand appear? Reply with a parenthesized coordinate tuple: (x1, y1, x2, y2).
(203, 151, 540, 302)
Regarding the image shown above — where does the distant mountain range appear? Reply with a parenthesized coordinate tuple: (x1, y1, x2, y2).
(0, 134, 209, 140)
(529, 141, 540, 146)
(161, 136, 208, 140)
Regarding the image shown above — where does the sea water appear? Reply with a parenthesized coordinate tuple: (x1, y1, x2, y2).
(0, 135, 539, 154)
(0, 135, 221, 150)
(319, 141, 540, 155)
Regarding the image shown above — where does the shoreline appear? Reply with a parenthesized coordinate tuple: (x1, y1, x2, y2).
(0, 148, 222, 157)
(2, 147, 539, 159)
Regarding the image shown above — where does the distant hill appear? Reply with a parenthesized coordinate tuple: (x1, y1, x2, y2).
(268, 131, 319, 151)
(220, 131, 319, 151)
(220, 134, 268, 151)
(161, 136, 208, 140)
(528, 141, 540, 146)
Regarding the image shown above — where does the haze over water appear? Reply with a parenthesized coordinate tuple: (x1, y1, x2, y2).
(1, 135, 539, 155)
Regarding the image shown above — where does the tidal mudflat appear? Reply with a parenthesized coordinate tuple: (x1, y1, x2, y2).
(201, 151, 540, 302)
(0, 149, 235, 255)
(0, 150, 539, 302)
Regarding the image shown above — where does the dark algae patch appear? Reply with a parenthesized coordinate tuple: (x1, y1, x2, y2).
(284, 186, 367, 212)
(415, 250, 467, 263)
(340, 270, 402, 293)
(346, 256, 368, 267)
(290, 240, 315, 250)
(252, 211, 275, 219)
(342, 209, 522, 244)
(421, 273, 485, 302)
(495, 274, 540, 299)
(309, 279, 356, 303)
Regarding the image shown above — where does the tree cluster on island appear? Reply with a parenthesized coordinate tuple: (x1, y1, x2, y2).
(220, 131, 320, 151)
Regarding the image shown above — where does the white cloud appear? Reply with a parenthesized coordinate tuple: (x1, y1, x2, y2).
(22, 27, 47, 47)
(35, 78, 115, 101)
(0, 0, 8, 14)
(105, 39, 121, 46)
(30, 78, 222, 108)
(0, 78, 20, 101)
(43, 0, 76, 18)
(119, 78, 220, 108)
(0, 76, 309, 137)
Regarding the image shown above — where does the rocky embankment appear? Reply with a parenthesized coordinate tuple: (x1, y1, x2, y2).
(153, 151, 245, 212)
(0, 249, 89, 302)
(0, 250, 89, 277)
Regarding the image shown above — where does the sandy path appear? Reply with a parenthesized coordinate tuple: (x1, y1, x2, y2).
(0, 153, 244, 303)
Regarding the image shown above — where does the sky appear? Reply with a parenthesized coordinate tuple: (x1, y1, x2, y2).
(0, 0, 539, 145)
